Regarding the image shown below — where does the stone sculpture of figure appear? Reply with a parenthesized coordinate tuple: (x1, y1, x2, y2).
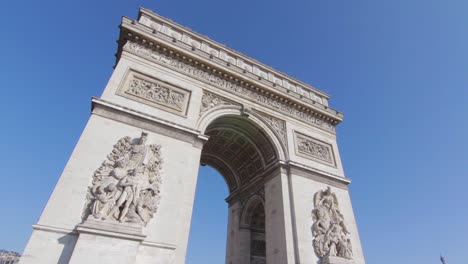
(84, 132, 163, 226)
(91, 183, 121, 219)
(312, 187, 353, 260)
(127, 133, 147, 169)
(344, 238, 353, 259)
(106, 169, 140, 222)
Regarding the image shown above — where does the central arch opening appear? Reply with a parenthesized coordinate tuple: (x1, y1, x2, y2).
(187, 114, 280, 264)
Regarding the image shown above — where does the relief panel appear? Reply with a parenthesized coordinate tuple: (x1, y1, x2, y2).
(294, 131, 336, 167)
(117, 69, 191, 116)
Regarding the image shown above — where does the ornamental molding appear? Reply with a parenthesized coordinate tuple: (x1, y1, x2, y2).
(312, 187, 354, 261)
(294, 131, 336, 167)
(199, 91, 237, 116)
(117, 70, 191, 115)
(83, 132, 162, 226)
(123, 41, 337, 133)
(128, 9, 333, 105)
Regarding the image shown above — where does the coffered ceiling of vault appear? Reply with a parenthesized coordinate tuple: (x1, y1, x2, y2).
(201, 116, 277, 192)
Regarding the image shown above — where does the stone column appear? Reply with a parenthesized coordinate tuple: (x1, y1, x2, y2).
(264, 168, 296, 264)
(225, 201, 241, 264)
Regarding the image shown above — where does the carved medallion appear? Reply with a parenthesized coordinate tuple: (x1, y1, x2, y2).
(294, 132, 335, 166)
(83, 132, 163, 226)
(312, 187, 353, 261)
(117, 70, 191, 115)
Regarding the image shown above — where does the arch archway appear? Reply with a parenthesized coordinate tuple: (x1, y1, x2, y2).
(197, 106, 288, 162)
(194, 112, 280, 263)
(240, 195, 266, 264)
(201, 114, 280, 192)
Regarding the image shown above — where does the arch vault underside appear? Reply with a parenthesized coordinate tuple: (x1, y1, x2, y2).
(201, 115, 278, 193)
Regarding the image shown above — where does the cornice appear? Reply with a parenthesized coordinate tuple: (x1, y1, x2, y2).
(115, 10, 344, 126)
(138, 8, 330, 100)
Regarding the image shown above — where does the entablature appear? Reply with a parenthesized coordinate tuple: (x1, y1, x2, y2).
(115, 8, 344, 132)
(136, 8, 330, 104)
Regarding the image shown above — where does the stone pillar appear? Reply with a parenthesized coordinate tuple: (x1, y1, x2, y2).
(19, 105, 206, 264)
(225, 201, 241, 264)
(264, 169, 296, 264)
(238, 228, 252, 264)
(69, 229, 142, 264)
(286, 166, 365, 264)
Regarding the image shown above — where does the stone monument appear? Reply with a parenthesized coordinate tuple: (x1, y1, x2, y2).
(19, 8, 365, 264)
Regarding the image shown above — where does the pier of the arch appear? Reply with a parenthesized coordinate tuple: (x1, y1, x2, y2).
(19, 7, 365, 264)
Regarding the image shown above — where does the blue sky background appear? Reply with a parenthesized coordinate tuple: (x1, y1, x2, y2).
(1, 0, 467, 263)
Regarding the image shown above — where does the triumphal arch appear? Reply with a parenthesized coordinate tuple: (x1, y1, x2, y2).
(20, 8, 365, 264)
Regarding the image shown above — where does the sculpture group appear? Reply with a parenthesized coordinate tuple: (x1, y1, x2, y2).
(312, 187, 353, 261)
(83, 132, 163, 226)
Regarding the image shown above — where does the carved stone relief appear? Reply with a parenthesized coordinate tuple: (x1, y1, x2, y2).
(312, 187, 353, 261)
(255, 111, 287, 150)
(83, 132, 162, 226)
(295, 132, 335, 167)
(124, 42, 336, 133)
(199, 91, 236, 116)
(117, 70, 191, 115)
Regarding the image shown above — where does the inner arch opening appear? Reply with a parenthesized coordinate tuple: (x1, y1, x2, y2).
(188, 114, 279, 263)
(200, 115, 279, 193)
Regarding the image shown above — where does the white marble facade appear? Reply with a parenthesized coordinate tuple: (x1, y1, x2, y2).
(19, 7, 365, 264)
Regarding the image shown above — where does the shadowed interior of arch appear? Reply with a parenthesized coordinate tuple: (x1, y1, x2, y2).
(200, 115, 279, 193)
(241, 197, 266, 263)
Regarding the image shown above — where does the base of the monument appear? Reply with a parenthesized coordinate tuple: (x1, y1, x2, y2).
(323, 256, 355, 264)
(68, 219, 147, 264)
(77, 218, 146, 240)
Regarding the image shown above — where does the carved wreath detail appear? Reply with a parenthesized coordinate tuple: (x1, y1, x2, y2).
(312, 187, 353, 260)
(83, 132, 162, 226)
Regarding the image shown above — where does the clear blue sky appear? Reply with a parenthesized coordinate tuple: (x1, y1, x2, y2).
(1, 0, 467, 263)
